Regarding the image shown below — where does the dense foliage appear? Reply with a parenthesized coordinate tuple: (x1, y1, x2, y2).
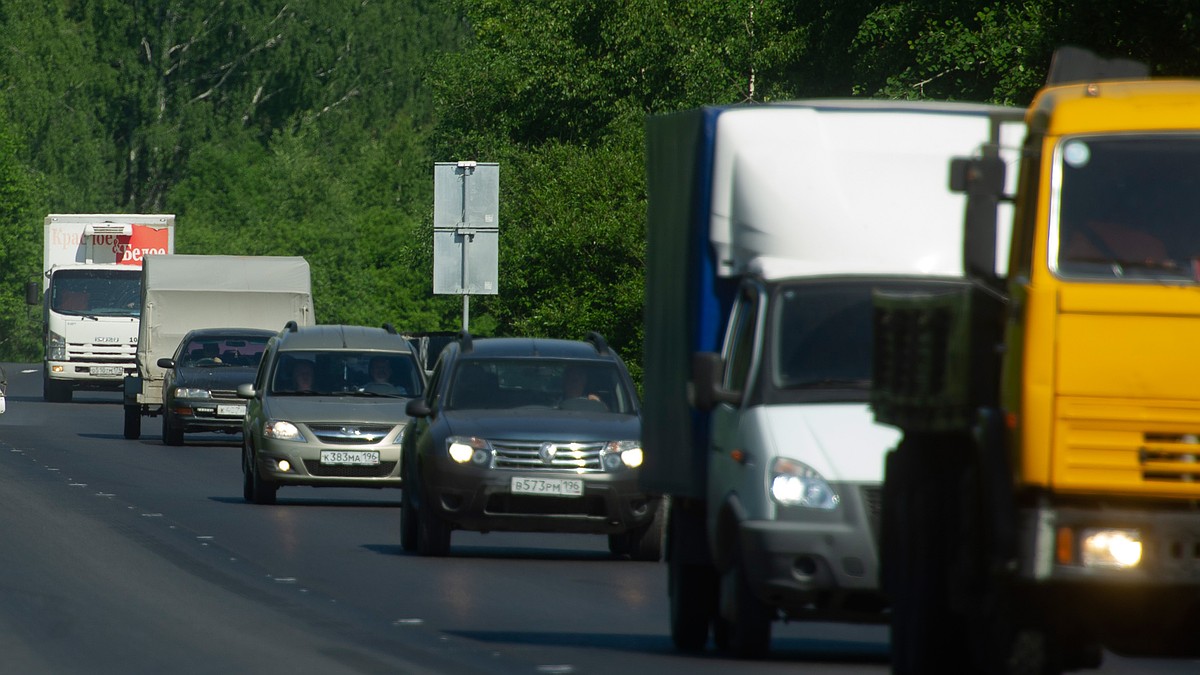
(1, 1, 1199, 381)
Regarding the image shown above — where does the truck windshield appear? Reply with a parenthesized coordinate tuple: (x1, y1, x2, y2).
(770, 279, 963, 394)
(1055, 134, 1200, 281)
(49, 269, 141, 317)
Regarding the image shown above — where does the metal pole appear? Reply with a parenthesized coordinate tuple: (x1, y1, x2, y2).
(458, 161, 476, 332)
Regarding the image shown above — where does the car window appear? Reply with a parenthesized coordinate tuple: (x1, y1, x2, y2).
(269, 350, 424, 397)
(445, 358, 634, 413)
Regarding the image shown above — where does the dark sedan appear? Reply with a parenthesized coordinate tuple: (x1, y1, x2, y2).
(157, 328, 274, 445)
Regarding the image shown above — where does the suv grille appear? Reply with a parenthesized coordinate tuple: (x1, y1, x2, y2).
(307, 424, 393, 445)
(492, 440, 605, 473)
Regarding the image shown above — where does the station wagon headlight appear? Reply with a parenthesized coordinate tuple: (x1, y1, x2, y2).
(264, 419, 305, 442)
(601, 440, 643, 470)
(770, 458, 839, 509)
(393, 423, 407, 445)
(173, 387, 211, 399)
(447, 435, 491, 465)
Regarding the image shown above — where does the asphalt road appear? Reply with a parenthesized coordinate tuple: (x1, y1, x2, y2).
(0, 363, 1194, 674)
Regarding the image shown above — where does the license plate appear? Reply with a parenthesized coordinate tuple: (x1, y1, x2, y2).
(320, 450, 380, 466)
(510, 476, 584, 497)
(90, 366, 124, 376)
(217, 404, 246, 417)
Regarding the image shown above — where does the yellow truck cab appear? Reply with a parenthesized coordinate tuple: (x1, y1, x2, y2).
(873, 47, 1200, 674)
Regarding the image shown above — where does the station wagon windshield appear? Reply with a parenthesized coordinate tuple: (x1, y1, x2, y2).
(270, 350, 423, 397)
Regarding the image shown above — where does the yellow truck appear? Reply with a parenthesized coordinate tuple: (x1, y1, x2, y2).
(873, 47, 1200, 673)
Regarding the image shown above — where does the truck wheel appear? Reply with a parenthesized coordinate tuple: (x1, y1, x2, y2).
(626, 497, 667, 561)
(887, 434, 966, 674)
(720, 561, 773, 659)
(123, 405, 142, 440)
(161, 412, 184, 446)
(415, 470, 451, 556)
(668, 558, 717, 652)
(44, 374, 72, 403)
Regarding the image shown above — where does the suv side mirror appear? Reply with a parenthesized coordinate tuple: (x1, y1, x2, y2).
(691, 352, 741, 412)
(406, 398, 432, 418)
(236, 383, 256, 399)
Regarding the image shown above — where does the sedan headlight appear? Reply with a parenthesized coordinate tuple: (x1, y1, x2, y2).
(447, 435, 491, 465)
(601, 440, 643, 470)
(173, 387, 211, 399)
(48, 332, 66, 360)
(263, 419, 305, 442)
(769, 458, 839, 509)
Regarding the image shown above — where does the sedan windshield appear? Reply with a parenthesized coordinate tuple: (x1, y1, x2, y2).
(271, 351, 423, 397)
(445, 358, 636, 414)
(178, 335, 270, 368)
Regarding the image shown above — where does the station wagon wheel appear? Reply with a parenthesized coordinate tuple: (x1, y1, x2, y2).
(245, 443, 277, 505)
(242, 442, 256, 502)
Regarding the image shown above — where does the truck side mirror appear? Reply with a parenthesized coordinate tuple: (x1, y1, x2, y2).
(950, 156, 1007, 286)
(691, 352, 742, 412)
(25, 281, 38, 306)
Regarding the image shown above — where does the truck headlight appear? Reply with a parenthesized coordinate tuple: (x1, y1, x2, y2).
(1081, 528, 1142, 569)
(48, 332, 66, 360)
(263, 419, 305, 442)
(447, 435, 491, 465)
(770, 458, 839, 509)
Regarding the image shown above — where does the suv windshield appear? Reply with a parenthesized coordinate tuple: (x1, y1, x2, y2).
(446, 358, 635, 414)
(1055, 134, 1200, 281)
(271, 350, 423, 397)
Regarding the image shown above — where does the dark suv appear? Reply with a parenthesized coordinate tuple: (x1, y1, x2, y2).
(402, 332, 662, 559)
(238, 322, 425, 504)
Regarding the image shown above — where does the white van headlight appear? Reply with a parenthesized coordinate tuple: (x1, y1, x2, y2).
(770, 458, 839, 509)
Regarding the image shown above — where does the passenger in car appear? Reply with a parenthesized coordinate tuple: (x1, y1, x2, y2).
(560, 365, 606, 411)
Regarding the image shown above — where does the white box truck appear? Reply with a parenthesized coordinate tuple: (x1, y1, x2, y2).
(640, 101, 1023, 657)
(33, 213, 176, 402)
(122, 254, 315, 440)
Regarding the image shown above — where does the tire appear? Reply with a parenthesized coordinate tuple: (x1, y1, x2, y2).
(626, 497, 667, 562)
(399, 455, 418, 552)
(161, 411, 184, 446)
(247, 446, 277, 505)
(606, 532, 630, 557)
(721, 560, 773, 659)
(44, 373, 72, 403)
(888, 435, 961, 675)
(242, 442, 256, 503)
(123, 404, 142, 440)
(414, 468, 450, 556)
(668, 558, 718, 652)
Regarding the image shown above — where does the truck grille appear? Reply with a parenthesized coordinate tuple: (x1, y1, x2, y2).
(307, 424, 393, 445)
(1141, 433, 1200, 483)
(491, 440, 605, 472)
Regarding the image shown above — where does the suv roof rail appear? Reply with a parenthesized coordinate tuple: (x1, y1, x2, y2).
(457, 330, 473, 354)
(382, 323, 397, 334)
(283, 320, 299, 333)
(586, 331, 610, 355)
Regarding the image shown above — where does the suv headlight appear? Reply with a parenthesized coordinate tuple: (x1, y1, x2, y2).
(447, 435, 491, 465)
(173, 387, 211, 399)
(601, 440, 643, 470)
(48, 332, 66, 360)
(264, 419, 305, 442)
(769, 458, 839, 509)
